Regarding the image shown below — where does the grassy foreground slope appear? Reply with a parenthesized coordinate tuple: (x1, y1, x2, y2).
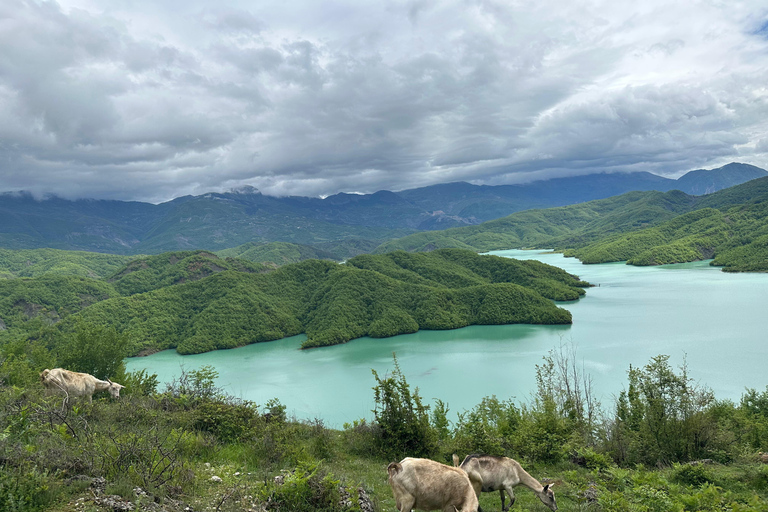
(2, 349, 768, 512)
(68, 249, 587, 354)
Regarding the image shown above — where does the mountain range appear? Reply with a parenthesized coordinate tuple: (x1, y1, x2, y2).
(0, 162, 764, 257)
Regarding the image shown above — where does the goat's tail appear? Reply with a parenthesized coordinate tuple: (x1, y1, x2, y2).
(387, 462, 402, 479)
(452, 454, 460, 467)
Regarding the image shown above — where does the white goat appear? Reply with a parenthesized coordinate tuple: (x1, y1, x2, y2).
(452, 454, 557, 511)
(40, 368, 124, 405)
(388, 457, 479, 512)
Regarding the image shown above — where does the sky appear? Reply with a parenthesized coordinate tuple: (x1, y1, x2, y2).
(1, 0, 768, 203)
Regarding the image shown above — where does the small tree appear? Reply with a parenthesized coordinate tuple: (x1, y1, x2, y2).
(372, 353, 437, 458)
(57, 319, 130, 379)
(609, 355, 717, 466)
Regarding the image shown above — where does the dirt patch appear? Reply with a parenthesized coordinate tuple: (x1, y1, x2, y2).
(136, 347, 160, 357)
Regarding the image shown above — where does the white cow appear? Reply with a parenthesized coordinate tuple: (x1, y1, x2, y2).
(40, 368, 124, 404)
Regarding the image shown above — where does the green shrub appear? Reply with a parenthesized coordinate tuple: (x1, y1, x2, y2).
(572, 446, 613, 471)
(56, 319, 129, 380)
(258, 461, 345, 512)
(372, 354, 437, 459)
(672, 462, 714, 487)
(193, 400, 257, 443)
(0, 467, 58, 512)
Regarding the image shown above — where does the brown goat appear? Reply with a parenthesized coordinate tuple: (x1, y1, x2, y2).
(452, 454, 557, 511)
(388, 457, 479, 512)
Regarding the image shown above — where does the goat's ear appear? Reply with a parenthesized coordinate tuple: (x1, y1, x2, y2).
(543, 484, 550, 492)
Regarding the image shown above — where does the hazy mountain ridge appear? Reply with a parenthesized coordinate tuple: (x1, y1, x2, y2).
(0, 162, 764, 256)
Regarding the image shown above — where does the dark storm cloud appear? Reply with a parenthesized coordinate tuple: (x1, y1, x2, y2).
(1, 0, 767, 202)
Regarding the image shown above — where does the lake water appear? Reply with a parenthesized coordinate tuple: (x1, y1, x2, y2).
(126, 250, 768, 427)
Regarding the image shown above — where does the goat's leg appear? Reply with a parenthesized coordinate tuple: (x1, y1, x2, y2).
(501, 488, 515, 511)
(397, 495, 415, 512)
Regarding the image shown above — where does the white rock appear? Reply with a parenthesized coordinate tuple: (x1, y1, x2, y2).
(211, 475, 223, 483)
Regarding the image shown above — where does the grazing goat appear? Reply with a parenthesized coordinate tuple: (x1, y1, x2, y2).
(388, 457, 479, 512)
(40, 368, 124, 405)
(452, 454, 557, 511)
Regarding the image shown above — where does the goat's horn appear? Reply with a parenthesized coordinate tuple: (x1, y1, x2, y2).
(107, 378, 113, 384)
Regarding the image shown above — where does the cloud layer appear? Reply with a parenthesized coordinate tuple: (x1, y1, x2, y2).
(1, 0, 767, 202)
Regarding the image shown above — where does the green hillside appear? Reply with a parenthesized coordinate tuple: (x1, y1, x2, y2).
(0, 248, 134, 279)
(374, 190, 695, 254)
(216, 241, 338, 266)
(376, 177, 768, 272)
(107, 250, 270, 295)
(562, 178, 768, 271)
(52, 249, 588, 354)
(0, 275, 118, 331)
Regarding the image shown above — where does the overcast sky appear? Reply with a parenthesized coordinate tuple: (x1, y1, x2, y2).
(1, 0, 768, 202)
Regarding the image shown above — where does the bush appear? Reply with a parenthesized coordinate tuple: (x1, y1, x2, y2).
(258, 461, 346, 512)
(193, 400, 257, 443)
(371, 354, 437, 459)
(56, 319, 129, 380)
(672, 462, 714, 487)
(0, 467, 58, 512)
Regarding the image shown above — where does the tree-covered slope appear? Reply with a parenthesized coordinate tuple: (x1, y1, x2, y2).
(107, 250, 270, 295)
(375, 176, 768, 272)
(0, 275, 118, 331)
(373, 190, 696, 254)
(216, 242, 338, 266)
(0, 248, 134, 279)
(63, 249, 587, 354)
(566, 198, 768, 271)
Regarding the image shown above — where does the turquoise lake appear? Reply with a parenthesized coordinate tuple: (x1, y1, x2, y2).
(126, 250, 768, 427)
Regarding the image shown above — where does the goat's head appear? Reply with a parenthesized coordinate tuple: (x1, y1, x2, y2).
(105, 379, 125, 399)
(538, 483, 557, 511)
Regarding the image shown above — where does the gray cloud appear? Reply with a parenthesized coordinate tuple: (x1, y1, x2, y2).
(1, 0, 767, 202)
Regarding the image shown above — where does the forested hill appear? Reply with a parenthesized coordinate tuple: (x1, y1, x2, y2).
(0, 162, 763, 256)
(0, 248, 134, 279)
(563, 177, 768, 271)
(376, 176, 768, 272)
(0, 249, 588, 354)
(374, 189, 698, 254)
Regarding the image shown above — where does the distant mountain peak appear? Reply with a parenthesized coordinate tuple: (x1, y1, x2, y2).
(229, 185, 261, 195)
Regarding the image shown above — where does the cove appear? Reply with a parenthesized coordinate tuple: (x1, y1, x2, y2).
(126, 250, 768, 427)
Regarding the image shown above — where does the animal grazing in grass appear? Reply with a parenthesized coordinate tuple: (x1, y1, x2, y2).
(40, 368, 124, 405)
(452, 453, 557, 511)
(388, 457, 479, 512)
